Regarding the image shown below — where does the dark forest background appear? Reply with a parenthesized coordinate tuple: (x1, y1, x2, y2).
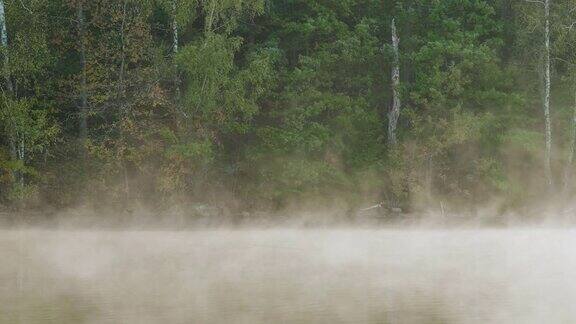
(0, 0, 574, 219)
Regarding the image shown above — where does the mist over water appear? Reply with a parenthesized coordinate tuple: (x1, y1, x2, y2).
(1, 227, 576, 323)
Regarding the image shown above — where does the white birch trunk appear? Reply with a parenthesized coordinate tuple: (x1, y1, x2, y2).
(206, 0, 216, 34)
(118, 0, 127, 100)
(18, 138, 24, 186)
(543, 0, 553, 188)
(172, 0, 181, 100)
(0, 0, 12, 93)
(118, 0, 130, 203)
(388, 18, 401, 147)
(0, 0, 11, 157)
(77, 0, 88, 143)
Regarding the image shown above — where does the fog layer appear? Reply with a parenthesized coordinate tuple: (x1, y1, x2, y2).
(1, 228, 575, 323)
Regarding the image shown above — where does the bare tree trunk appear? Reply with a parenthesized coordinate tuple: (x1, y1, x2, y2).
(426, 155, 433, 201)
(172, 0, 180, 100)
(18, 138, 24, 186)
(388, 17, 401, 147)
(118, 0, 130, 204)
(0, 0, 12, 93)
(543, 0, 553, 189)
(171, 1, 188, 126)
(564, 85, 576, 192)
(118, 1, 127, 102)
(77, 0, 88, 145)
(205, 0, 216, 34)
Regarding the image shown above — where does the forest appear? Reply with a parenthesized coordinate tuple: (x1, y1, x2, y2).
(0, 0, 573, 220)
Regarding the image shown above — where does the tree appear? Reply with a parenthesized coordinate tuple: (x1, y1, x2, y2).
(388, 17, 400, 147)
(0, 0, 12, 93)
(0, 0, 573, 215)
(77, 0, 88, 145)
(399, 0, 519, 208)
(0, 0, 59, 203)
(521, 0, 554, 189)
(171, 0, 181, 99)
(543, 0, 553, 189)
(156, 0, 197, 115)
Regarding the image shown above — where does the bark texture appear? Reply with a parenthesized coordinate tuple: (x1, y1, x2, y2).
(543, 0, 553, 188)
(77, 0, 88, 143)
(388, 18, 401, 147)
(0, 0, 12, 93)
(172, 0, 181, 100)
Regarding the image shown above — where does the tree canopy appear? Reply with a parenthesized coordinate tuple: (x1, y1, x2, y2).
(0, 0, 573, 218)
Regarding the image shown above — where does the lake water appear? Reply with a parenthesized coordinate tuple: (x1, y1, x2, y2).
(1, 228, 575, 323)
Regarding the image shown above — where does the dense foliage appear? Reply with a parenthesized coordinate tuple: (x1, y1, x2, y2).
(0, 0, 574, 217)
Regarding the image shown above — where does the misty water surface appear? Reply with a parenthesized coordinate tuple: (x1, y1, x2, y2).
(1, 228, 575, 323)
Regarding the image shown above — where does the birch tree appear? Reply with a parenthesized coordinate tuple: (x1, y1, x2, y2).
(172, 0, 181, 99)
(77, 0, 88, 145)
(388, 17, 400, 147)
(526, 0, 553, 188)
(116, 0, 132, 204)
(0, 0, 11, 94)
(543, 0, 553, 189)
(177, 0, 264, 121)
(157, 0, 197, 115)
(0, 0, 58, 198)
(0, 0, 13, 162)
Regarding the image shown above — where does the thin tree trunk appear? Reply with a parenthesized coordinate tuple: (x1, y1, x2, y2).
(172, 0, 180, 100)
(77, 0, 88, 144)
(205, 0, 216, 34)
(388, 17, 401, 147)
(0, 0, 12, 93)
(118, 1, 127, 102)
(543, 0, 553, 188)
(118, 0, 130, 204)
(171, 1, 188, 125)
(18, 138, 24, 186)
(426, 155, 433, 202)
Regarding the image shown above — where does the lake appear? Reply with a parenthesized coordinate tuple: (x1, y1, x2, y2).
(1, 228, 575, 323)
